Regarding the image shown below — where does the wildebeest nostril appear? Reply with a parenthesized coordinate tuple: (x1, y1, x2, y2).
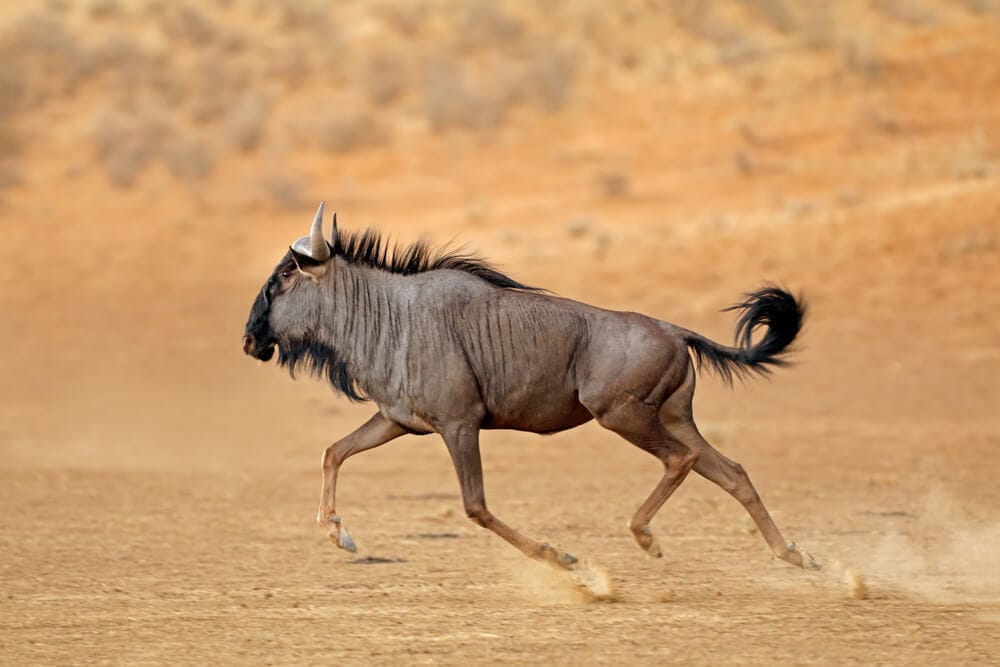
(242, 334, 253, 355)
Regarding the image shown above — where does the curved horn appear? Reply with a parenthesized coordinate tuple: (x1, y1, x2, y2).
(330, 212, 338, 246)
(309, 202, 331, 261)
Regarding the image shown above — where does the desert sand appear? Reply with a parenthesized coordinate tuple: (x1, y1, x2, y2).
(1, 2, 998, 664)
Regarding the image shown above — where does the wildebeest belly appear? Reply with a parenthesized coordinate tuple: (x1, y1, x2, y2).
(479, 381, 593, 433)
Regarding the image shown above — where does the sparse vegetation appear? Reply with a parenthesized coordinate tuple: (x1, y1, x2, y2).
(0, 0, 994, 192)
(362, 50, 409, 108)
(423, 60, 504, 132)
(224, 94, 270, 152)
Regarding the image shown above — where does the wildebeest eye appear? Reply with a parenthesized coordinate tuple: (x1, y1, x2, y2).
(280, 271, 291, 279)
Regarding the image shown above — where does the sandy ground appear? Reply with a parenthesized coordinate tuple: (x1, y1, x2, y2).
(2, 3, 999, 664)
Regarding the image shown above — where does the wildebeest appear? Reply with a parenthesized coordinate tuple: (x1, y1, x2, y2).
(243, 203, 819, 573)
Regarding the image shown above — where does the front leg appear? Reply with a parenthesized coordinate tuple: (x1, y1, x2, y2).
(317, 413, 407, 552)
(440, 421, 580, 570)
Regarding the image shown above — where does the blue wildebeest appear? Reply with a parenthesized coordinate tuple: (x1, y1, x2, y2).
(243, 204, 819, 573)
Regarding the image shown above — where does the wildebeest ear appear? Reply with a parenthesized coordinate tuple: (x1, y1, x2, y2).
(289, 246, 329, 280)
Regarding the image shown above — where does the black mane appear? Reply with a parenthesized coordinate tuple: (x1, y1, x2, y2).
(331, 228, 541, 291)
(277, 338, 365, 402)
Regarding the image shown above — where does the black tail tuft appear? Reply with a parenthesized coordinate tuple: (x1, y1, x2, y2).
(683, 286, 806, 385)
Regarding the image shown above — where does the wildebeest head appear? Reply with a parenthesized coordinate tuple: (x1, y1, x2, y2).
(242, 202, 337, 362)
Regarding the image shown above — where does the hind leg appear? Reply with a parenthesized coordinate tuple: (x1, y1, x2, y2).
(687, 433, 820, 569)
(661, 371, 820, 569)
(589, 396, 699, 559)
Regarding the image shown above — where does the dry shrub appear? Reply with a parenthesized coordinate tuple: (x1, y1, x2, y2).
(91, 103, 217, 188)
(189, 54, 252, 123)
(668, 0, 741, 45)
(797, 3, 835, 49)
(86, 0, 121, 20)
(0, 160, 20, 192)
(518, 42, 576, 111)
(0, 120, 21, 194)
(91, 108, 169, 188)
(595, 170, 630, 198)
(274, 0, 333, 34)
(160, 3, 218, 47)
(565, 217, 593, 238)
(101, 140, 155, 189)
(362, 50, 409, 107)
(316, 98, 385, 153)
(0, 67, 25, 117)
(454, 0, 524, 52)
(668, 0, 762, 66)
(958, 0, 1000, 14)
(870, 0, 938, 26)
(224, 94, 269, 152)
(265, 44, 313, 91)
(842, 38, 883, 81)
(0, 8, 94, 101)
(374, 0, 430, 36)
(737, 0, 797, 33)
(89, 34, 160, 96)
(422, 33, 576, 133)
(0, 60, 25, 196)
(164, 136, 215, 184)
(423, 61, 505, 132)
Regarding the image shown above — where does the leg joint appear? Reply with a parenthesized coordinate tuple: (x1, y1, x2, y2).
(322, 444, 340, 470)
(465, 504, 492, 528)
(662, 448, 699, 471)
(729, 463, 760, 504)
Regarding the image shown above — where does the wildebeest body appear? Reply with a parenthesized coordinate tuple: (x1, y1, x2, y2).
(242, 204, 820, 578)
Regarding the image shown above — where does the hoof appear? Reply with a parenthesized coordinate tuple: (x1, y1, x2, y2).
(559, 551, 579, 568)
(326, 514, 358, 553)
(785, 542, 821, 570)
(338, 527, 357, 553)
(802, 551, 822, 571)
(632, 526, 663, 558)
(539, 543, 578, 570)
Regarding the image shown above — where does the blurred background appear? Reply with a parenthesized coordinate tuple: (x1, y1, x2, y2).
(1, 1, 998, 663)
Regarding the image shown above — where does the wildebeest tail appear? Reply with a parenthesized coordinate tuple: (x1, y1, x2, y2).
(681, 286, 805, 384)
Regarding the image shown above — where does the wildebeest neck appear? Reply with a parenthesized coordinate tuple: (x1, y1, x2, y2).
(277, 261, 414, 402)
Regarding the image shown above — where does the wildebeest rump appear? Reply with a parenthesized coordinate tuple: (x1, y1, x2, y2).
(243, 204, 819, 573)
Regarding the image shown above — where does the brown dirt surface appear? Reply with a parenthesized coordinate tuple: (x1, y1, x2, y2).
(1, 2, 999, 664)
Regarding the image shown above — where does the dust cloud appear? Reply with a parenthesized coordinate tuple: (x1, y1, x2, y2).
(830, 488, 1000, 603)
(507, 558, 617, 604)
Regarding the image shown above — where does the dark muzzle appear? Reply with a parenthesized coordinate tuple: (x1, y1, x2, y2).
(242, 334, 275, 361)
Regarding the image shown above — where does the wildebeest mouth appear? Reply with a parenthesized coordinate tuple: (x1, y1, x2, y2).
(242, 334, 275, 361)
